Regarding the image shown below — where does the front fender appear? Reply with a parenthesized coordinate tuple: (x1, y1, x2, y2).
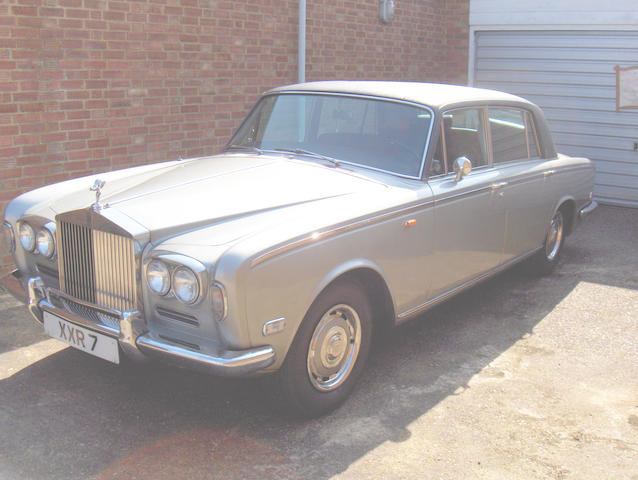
(242, 253, 393, 372)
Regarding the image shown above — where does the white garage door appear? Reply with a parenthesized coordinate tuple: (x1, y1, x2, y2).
(474, 30, 638, 207)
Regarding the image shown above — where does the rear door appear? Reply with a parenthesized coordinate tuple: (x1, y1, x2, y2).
(487, 107, 553, 260)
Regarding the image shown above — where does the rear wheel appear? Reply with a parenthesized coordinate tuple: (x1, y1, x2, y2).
(530, 209, 565, 275)
(276, 280, 372, 417)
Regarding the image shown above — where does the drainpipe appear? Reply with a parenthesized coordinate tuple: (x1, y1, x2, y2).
(298, 0, 306, 83)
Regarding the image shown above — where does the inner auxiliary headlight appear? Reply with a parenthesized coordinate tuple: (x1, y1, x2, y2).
(147, 260, 170, 296)
(18, 222, 36, 252)
(173, 267, 199, 304)
(36, 226, 56, 258)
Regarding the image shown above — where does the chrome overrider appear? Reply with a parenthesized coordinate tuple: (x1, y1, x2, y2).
(0, 268, 276, 376)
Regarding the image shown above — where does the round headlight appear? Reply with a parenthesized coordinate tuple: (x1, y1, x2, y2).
(19, 222, 36, 252)
(36, 227, 55, 258)
(173, 267, 199, 304)
(147, 260, 170, 296)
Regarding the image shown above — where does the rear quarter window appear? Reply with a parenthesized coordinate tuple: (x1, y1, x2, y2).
(489, 108, 540, 164)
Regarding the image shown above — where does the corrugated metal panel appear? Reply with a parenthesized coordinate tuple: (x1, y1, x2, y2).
(470, 0, 638, 28)
(474, 30, 638, 207)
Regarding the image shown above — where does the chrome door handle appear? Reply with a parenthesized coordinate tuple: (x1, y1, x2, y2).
(543, 169, 556, 177)
(491, 181, 508, 190)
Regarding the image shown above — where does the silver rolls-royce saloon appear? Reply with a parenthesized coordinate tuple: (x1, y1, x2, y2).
(1, 82, 597, 416)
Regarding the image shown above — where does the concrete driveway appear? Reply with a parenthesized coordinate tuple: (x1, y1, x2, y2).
(0, 205, 636, 480)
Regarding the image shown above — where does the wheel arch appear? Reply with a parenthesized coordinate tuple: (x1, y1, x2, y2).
(553, 196, 576, 236)
(306, 260, 396, 338)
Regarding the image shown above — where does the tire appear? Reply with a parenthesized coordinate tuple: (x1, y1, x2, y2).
(276, 280, 373, 418)
(530, 209, 565, 275)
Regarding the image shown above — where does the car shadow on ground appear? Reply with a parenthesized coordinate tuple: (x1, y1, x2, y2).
(0, 206, 636, 480)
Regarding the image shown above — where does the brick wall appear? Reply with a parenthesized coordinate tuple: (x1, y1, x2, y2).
(0, 0, 468, 267)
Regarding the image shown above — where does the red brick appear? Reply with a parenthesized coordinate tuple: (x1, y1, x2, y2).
(104, 11, 125, 21)
(19, 123, 46, 134)
(17, 176, 44, 188)
(22, 144, 46, 155)
(66, 9, 90, 19)
(12, 6, 37, 16)
(0, 125, 19, 136)
(66, 110, 90, 120)
(39, 7, 64, 17)
(88, 138, 109, 148)
(16, 154, 42, 165)
(68, 130, 91, 140)
(41, 132, 67, 143)
(0, 168, 22, 180)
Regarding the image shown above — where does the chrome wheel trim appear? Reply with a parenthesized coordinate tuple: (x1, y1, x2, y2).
(545, 211, 564, 261)
(307, 303, 362, 392)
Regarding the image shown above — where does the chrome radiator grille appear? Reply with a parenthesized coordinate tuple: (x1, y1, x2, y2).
(58, 219, 137, 312)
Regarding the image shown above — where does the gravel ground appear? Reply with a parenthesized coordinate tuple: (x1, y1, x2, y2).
(0, 205, 636, 480)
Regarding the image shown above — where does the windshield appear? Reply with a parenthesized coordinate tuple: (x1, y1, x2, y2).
(228, 93, 433, 178)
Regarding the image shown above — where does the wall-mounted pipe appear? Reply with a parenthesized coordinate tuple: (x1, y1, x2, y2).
(298, 0, 306, 83)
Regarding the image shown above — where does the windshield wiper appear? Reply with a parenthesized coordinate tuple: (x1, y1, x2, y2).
(272, 148, 342, 168)
(225, 144, 264, 154)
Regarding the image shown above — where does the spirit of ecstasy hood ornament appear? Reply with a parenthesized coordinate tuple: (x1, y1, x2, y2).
(90, 178, 106, 211)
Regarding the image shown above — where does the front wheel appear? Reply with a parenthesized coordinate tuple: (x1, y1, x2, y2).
(529, 209, 565, 275)
(276, 280, 372, 417)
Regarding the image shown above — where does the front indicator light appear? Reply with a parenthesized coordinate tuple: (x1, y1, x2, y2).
(2, 222, 15, 253)
(173, 267, 199, 304)
(211, 283, 227, 322)
(36, 226, 55, 258)
(19, 222, 36, 252)
(147, 260, 170, 296)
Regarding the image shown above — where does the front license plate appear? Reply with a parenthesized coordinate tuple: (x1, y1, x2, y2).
(43, 311, 120, 364)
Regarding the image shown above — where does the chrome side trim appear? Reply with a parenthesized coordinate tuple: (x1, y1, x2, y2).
(251, 199, 435, 268)
(397, 247, 541, 321)
(432, 184, 492, 205)
(136, 334, 276, 377)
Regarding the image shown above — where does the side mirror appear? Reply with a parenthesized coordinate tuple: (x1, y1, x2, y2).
(453, 156, 472, 181)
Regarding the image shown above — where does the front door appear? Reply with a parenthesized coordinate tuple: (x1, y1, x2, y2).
(427, 107, 506, 299)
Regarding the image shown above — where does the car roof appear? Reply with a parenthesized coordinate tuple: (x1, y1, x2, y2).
(266, 81, 531, 110)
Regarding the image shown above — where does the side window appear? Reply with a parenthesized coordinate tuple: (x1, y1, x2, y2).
(442, 108, 487, 171)
(489, 108, 536, 164)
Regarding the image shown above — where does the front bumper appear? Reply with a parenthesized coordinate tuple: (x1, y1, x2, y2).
(0, 269, 275, 377)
